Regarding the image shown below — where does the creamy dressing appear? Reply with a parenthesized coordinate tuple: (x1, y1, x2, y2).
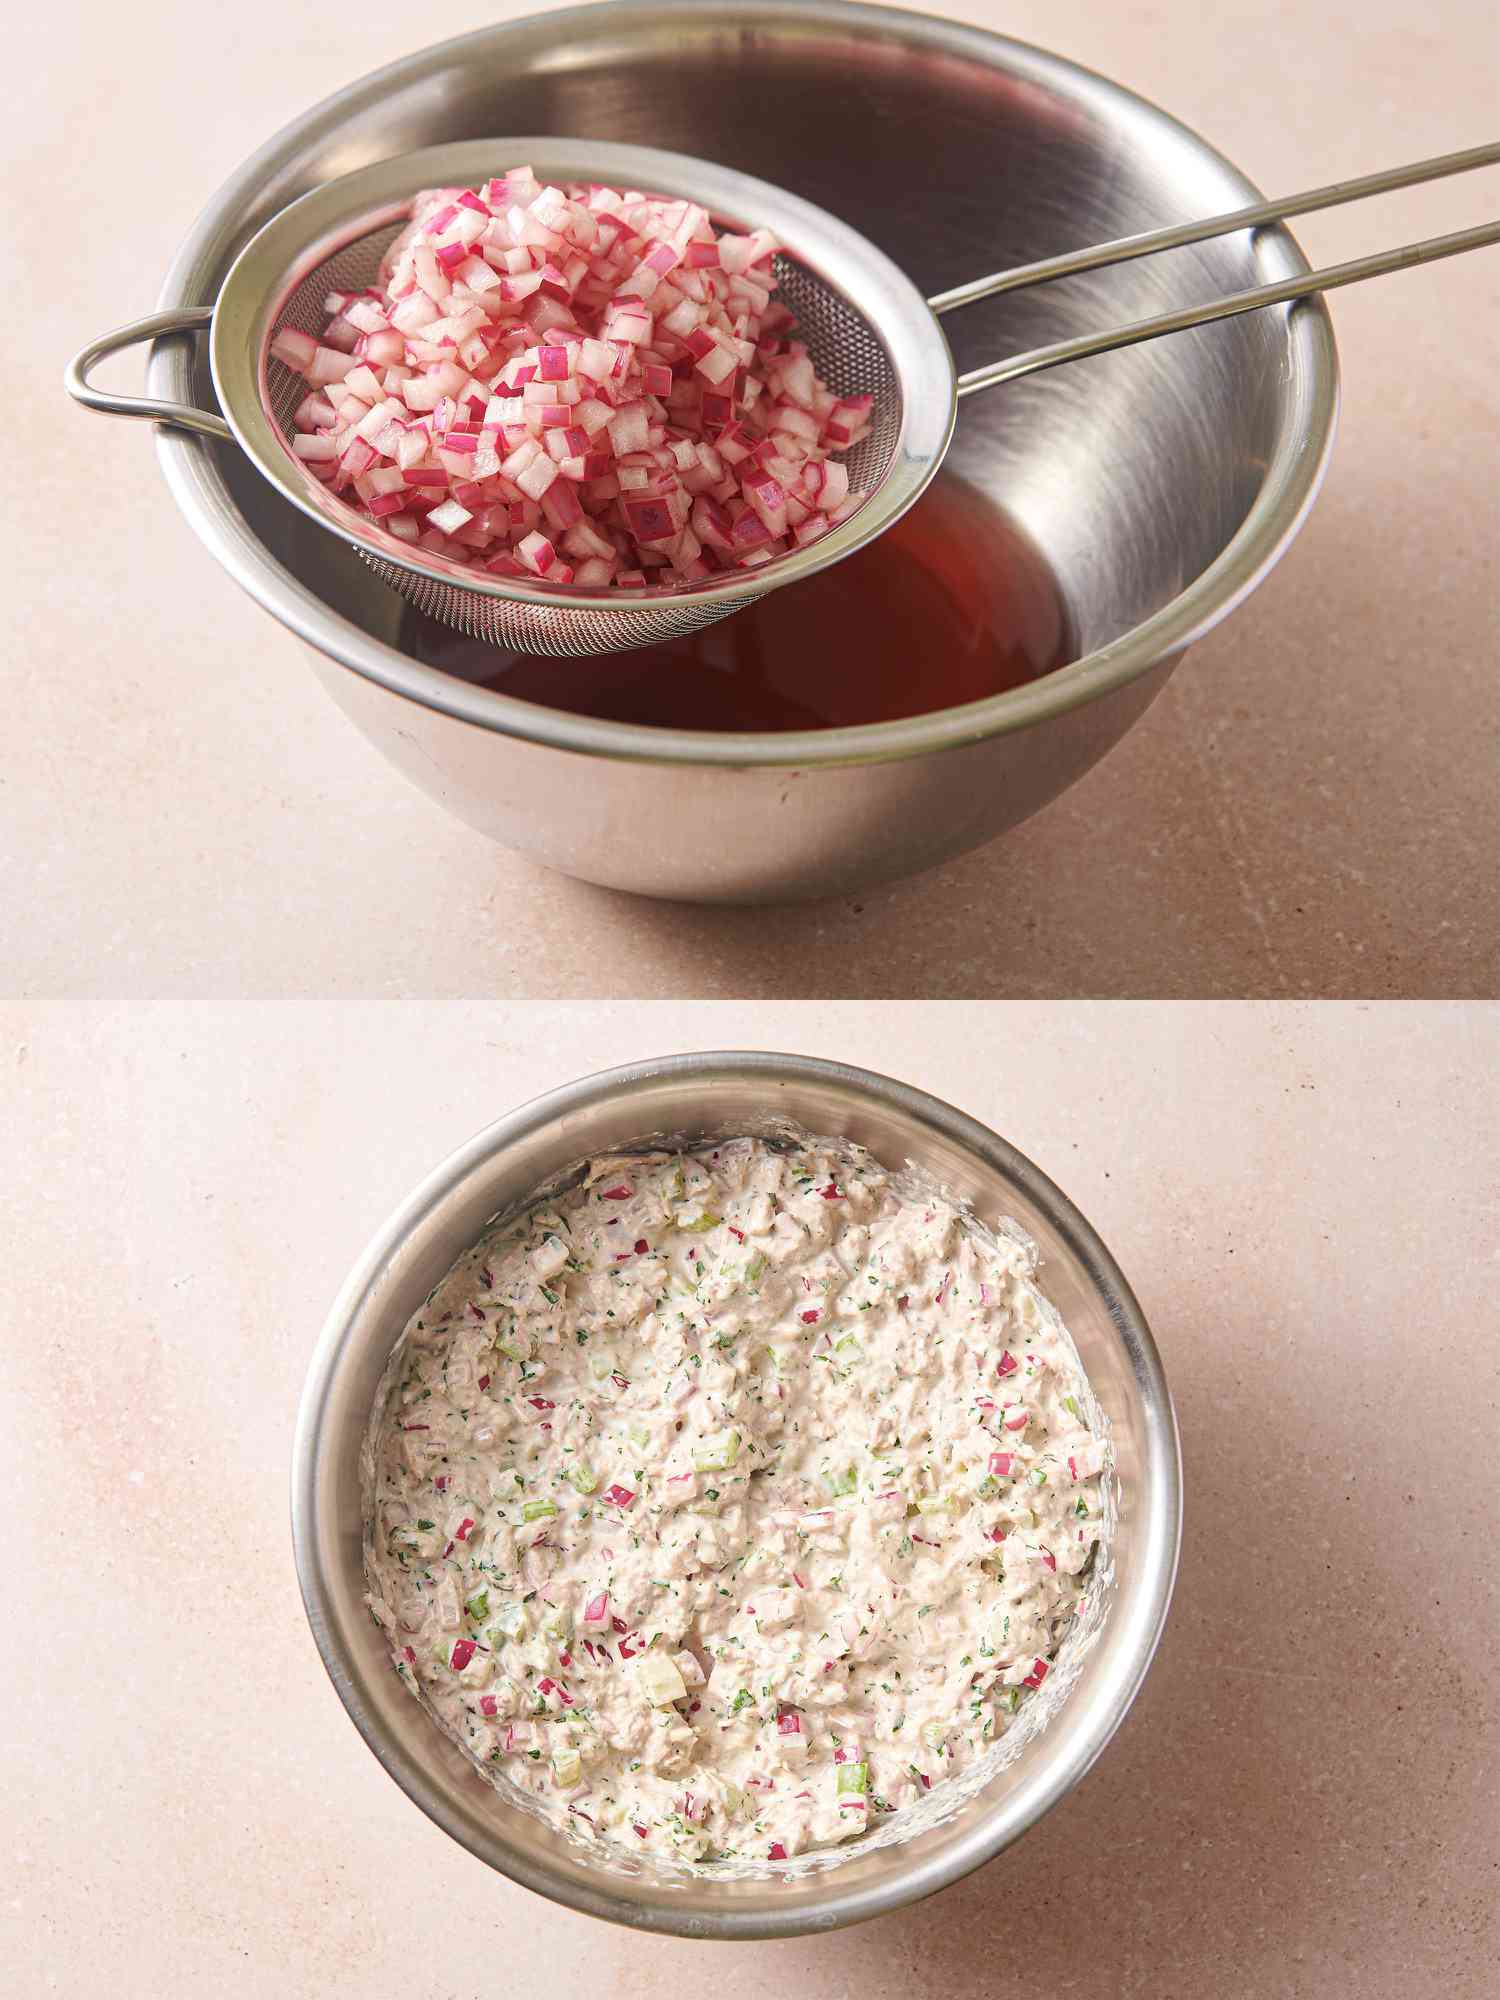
(365, 1135, 1107, 1863)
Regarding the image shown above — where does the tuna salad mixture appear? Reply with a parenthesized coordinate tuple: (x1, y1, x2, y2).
(365, 1135, 1108, 1863)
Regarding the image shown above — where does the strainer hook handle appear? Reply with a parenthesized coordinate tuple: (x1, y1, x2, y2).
(65, 308, 233, 442)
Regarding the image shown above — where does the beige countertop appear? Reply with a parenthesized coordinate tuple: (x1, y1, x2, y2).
(13, 0, 1500, 998)
(5, 1000, 1497, 1994)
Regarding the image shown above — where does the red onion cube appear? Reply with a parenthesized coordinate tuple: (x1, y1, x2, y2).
(307, 346, 359, 387)
(515, 453, 559, 500)
(715, 421, 752, 464)
(427, 498, 472, 535)
(541, 482, 584, 532)
(517, 530, 558, 574)
(748, 468, 792, 532)
(574, 338, 614, 381)
(624, 496, 676, 543)
(270, 326, 319, 373)
(605, 304, 652, 345)
(607, 402, 651, 455)
(602, 1484, 636, 1509)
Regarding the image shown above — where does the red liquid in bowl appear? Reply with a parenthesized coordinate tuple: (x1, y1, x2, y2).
(399, 474, 1073, 731)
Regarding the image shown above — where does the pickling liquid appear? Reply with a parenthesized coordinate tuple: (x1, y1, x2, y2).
(399, 471, 1073, 731)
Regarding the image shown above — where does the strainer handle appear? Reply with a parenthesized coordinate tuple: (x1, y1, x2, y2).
(64, 308, 232, 442)
(945, 215, 1500, 401)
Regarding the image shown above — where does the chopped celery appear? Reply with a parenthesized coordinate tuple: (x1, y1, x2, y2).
(551, 1745, 582, 1788)
(637, 1653, 688, 1706)
(729, 1689, 755, 1715)
(833, 1335, 860, 1360)
(745, 1254, 767, 1286)
(976, 1475, 999, 1500)
(626, 1422, 652, 1450)
(1063, 1394, 1081, 1420)
(836, 1760, 869, 1797)
(488, 1600, 527, 1642)
(521, 1497, 557, 1523)
(693, 1428, 741, 1473)
(565, 1462, 599, 1495)
(542, 1609, 574, 1643)
(820, 1464, 858, 1499)
(679, 1210, 722, 1234)
(915, 1494, 951, 1516)
(464, 1588, 491, 1623)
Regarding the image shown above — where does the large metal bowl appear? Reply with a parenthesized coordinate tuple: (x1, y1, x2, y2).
(152, 0, 1337, 902)
(292, 1050, 1181, 1936)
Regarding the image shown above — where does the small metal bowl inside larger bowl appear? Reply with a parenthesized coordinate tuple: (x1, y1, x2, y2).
(292, 1051, 1180, 1936)
(149, 0, 1336, 904)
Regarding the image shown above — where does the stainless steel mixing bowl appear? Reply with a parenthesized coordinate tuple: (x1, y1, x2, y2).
(292, 1051, 1181, 1936)
(152, 0, 1337, 903)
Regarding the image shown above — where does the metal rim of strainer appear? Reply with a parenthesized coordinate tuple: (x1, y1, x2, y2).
(209, 137, 956, 630)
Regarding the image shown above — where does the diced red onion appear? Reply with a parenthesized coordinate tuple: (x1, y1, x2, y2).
(269, 167, 870, 589)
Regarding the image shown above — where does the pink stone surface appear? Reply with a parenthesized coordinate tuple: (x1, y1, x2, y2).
(4, 1002, 1496, 1993)
(12, 1, 1500, 997)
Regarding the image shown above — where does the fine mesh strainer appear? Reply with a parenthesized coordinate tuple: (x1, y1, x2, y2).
(68, 136, 1500, 659)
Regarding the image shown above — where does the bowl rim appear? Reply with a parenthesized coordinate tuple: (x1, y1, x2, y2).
(291, 1048, 1183, 1936)
(150, 0, 1339, 772)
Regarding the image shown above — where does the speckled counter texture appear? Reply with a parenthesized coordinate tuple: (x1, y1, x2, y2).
(15, 0, 1500, 997)
(5, 1002, 1496, 1994)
